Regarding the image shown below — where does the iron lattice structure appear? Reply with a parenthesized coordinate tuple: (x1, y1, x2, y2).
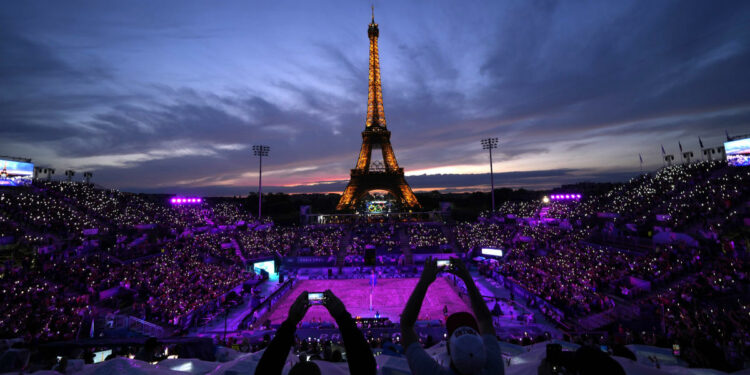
(337, 12, 421, 211)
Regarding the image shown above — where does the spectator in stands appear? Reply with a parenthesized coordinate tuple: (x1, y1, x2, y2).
(401, 257, 503, 375)
(255, 290, 376, 375)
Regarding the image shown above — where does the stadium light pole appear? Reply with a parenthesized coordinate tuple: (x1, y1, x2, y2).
(481, 137, 499, 213)
(252, 145, 270, 219)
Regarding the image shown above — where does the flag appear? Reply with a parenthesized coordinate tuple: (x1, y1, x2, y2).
(699, 137, 704, 149)
(726, 129, 730, 141)
(639, 153, 643, 163)
(661, 144, 666, 155)
(679, 141, 683, 152)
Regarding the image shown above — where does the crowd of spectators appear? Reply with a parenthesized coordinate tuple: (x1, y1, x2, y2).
(349, 223, 399, 255)
(235, 226, 297, 260)
(0, 263, 91, 342)
(571, 161, 748, 237)
(407, 223, 448, 249)
(643, 255, 749, 370)
(1, 160, 749, 371)
(297, 225, 344, 256)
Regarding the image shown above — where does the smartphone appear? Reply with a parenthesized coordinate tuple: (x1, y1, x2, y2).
(308, 292, 326, 305)
(436, 259, 451, 269)
(600, 345, 609, 353)
(672, 344, 680, 356)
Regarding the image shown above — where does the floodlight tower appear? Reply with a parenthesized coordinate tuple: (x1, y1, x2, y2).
(65, 170, 75, 182)
(252, 145, 270, 219)
(83, 172, 93, 184)
(481, 137, 499, 213)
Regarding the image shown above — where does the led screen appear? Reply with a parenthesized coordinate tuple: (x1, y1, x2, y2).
(0, 159, 33, 186)
(366, 200, 390, 214)
(481, 248, 504, 257)
(725, 138, 750, 166)
(93, 350, 111, 363)
(253, 260, 275, 275)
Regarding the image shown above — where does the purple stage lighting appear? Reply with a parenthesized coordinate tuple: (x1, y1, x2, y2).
(170, 196, 203, 205)
(550, 193, 582, 201)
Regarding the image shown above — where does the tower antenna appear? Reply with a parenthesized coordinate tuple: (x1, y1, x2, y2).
(371, 5, 374, 22)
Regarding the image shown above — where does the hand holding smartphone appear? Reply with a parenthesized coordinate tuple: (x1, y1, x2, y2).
(436, 259, 452, 272)
(308, 292, 326, 305)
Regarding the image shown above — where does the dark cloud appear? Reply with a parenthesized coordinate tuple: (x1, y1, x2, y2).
(477, 1, 750, 136)
(1, 1, 749, 194)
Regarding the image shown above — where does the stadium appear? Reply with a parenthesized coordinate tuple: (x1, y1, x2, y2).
(2, 2, 750, 375)
(4, 157, 750, 374)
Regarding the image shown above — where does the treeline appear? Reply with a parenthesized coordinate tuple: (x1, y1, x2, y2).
(231, 182, 619, 224)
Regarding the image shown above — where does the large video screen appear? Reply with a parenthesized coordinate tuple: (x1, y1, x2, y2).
(481, 248, 504, 257)
(253, 260, 275, 275)
(726, 138, 750, 166)
(0, 159, 33, 186)
(366, 200, 390, 214)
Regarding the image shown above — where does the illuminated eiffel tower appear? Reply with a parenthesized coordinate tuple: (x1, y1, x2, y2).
(336, 10, 421, 211)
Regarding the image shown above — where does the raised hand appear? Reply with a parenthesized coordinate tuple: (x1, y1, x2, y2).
(288, 291, 310, 324)
(420, 256, 440, 285)
(323, 289, 348, 319)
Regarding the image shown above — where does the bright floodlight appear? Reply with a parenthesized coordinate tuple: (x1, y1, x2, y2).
(253, 145, 270, 157)
(481, 137, 498, 150)
(543, 196, 550, 203)
(253, 144, 270, 218)
(480, 137, 499, 213)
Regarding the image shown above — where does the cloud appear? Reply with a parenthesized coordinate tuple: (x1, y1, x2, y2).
(121, 168, 640, 196)
(1, 1, 749, 194)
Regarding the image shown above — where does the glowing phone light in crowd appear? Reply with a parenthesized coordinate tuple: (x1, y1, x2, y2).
(170, 197, 203, 205)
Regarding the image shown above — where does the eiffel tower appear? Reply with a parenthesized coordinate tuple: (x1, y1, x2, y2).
(336, 10, 421, 211)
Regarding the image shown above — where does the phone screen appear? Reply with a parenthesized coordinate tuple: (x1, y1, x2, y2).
(308, 292, 325, 304)
(672, 344, 680, 356)
(436, 260, 450, 268)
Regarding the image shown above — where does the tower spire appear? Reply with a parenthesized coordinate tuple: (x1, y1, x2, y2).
(366, 7, 385, 128)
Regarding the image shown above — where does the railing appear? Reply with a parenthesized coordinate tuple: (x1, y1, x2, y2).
(239, 278, 296, 329)
(486, 274, 573, 331)
(113, 315, 167, 338)
(576, 308, 616, 331)
(128, 316, 167, 337)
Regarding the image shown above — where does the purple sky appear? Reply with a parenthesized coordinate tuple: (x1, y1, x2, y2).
(2, 1, 749, 195)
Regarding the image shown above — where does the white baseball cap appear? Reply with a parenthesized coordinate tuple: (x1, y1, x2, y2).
(448, 326, 486, 375)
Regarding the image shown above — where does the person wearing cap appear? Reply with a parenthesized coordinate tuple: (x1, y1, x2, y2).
(401, 257, 503, 375)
